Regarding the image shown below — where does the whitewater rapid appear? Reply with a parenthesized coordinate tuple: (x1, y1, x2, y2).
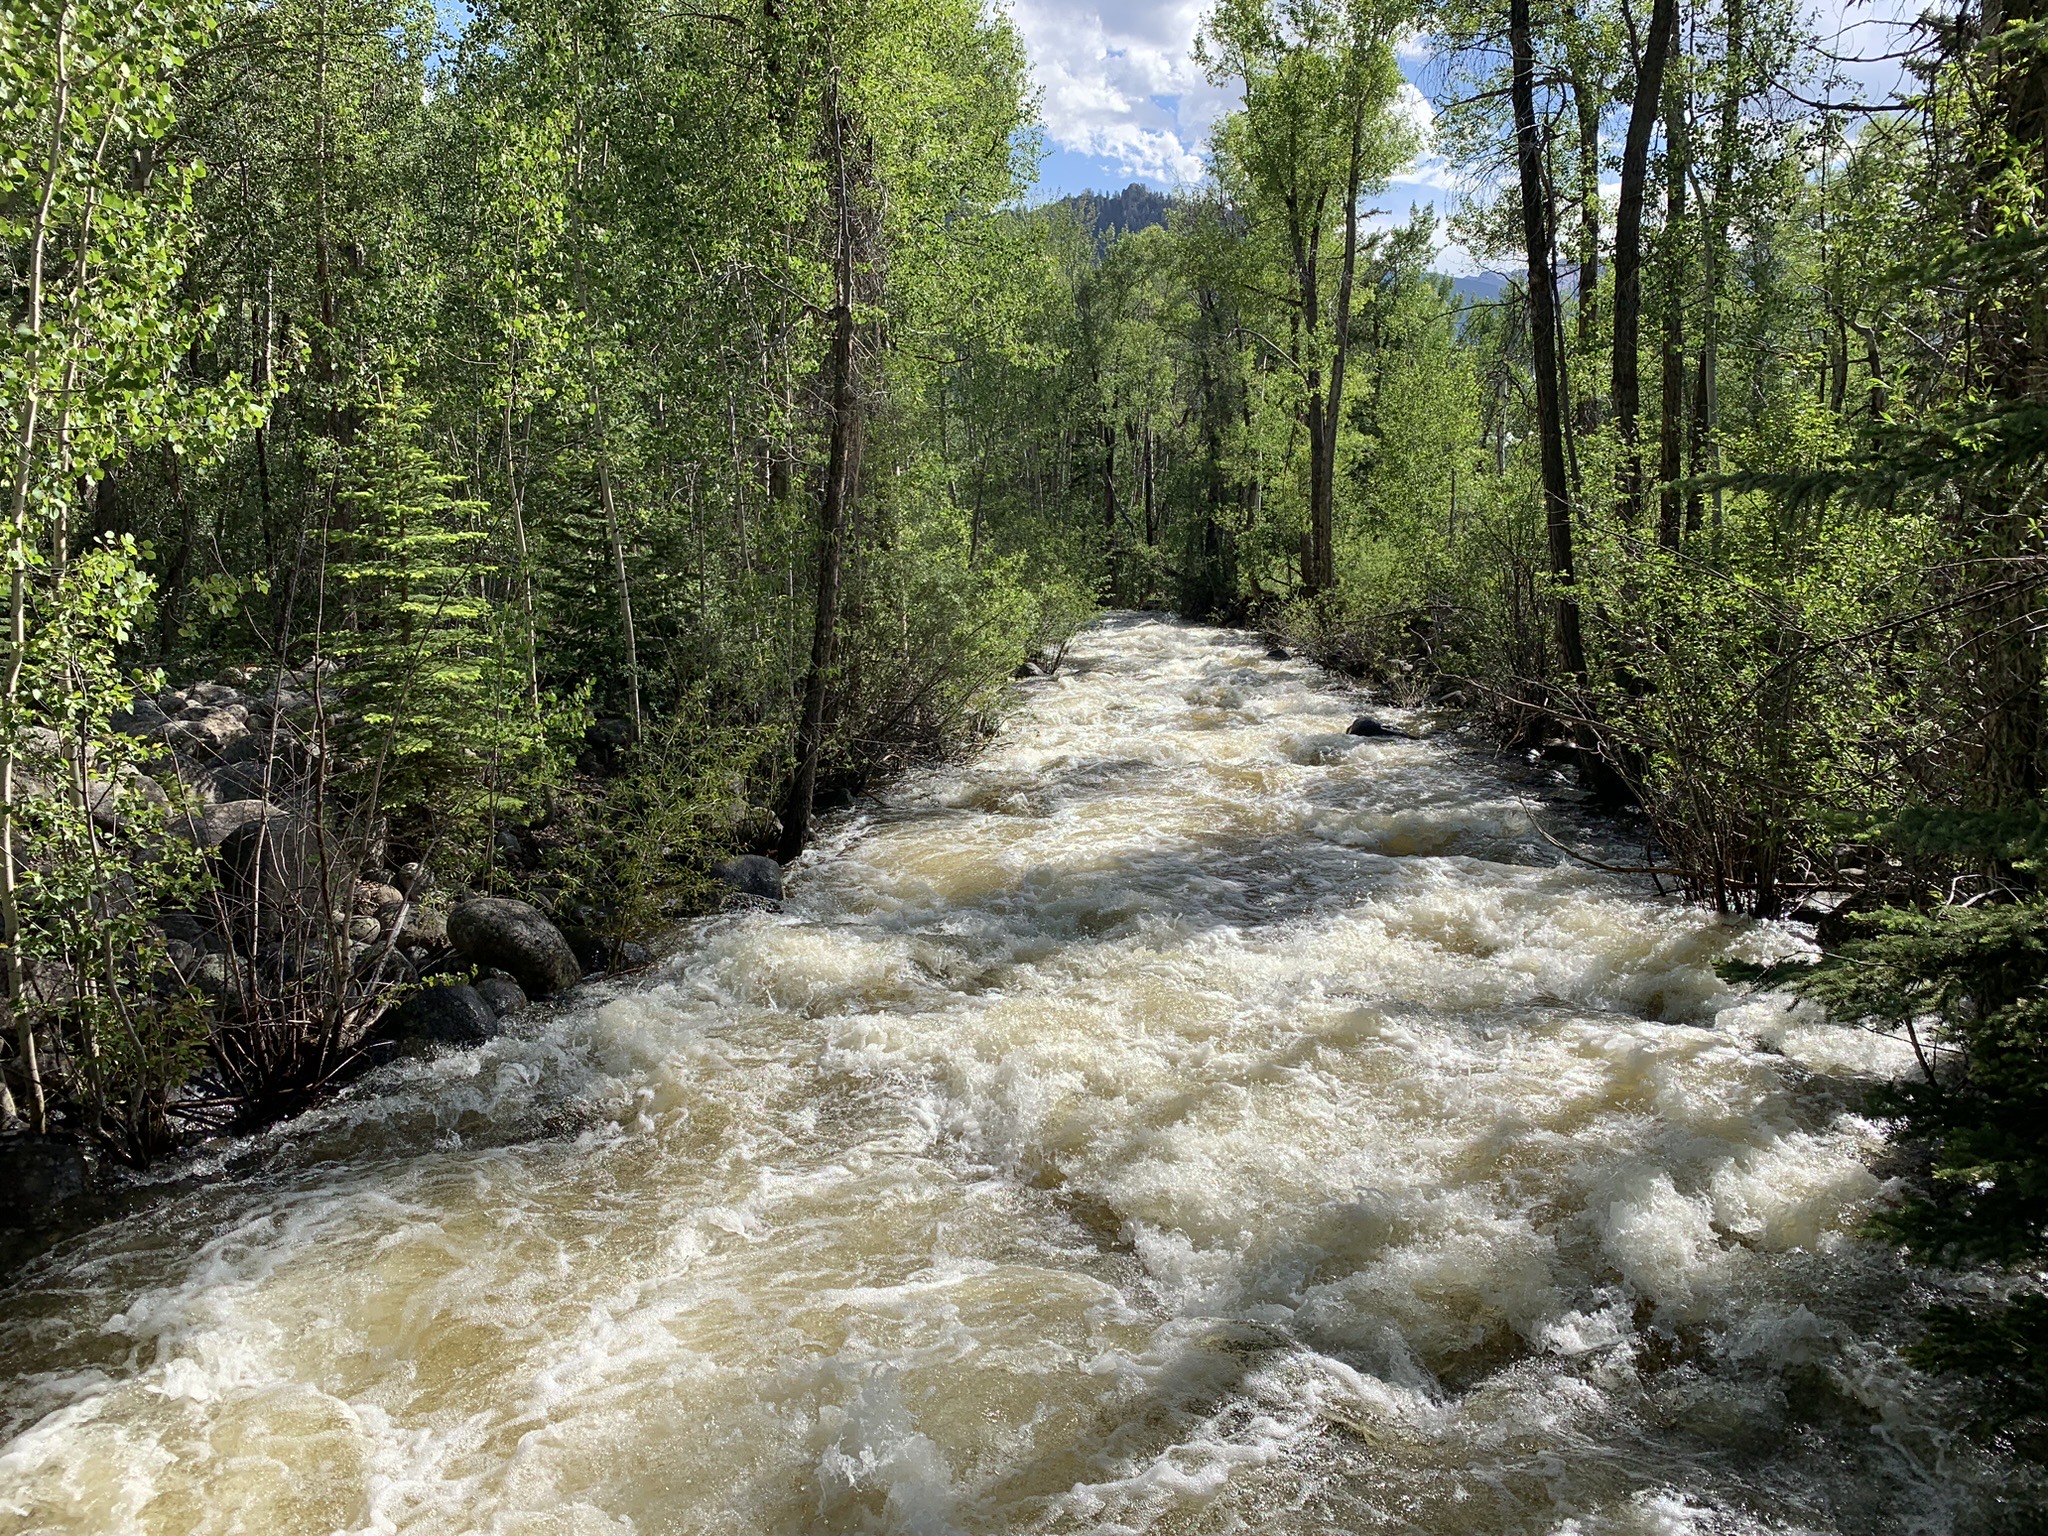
(0, 616, 2029, 1534)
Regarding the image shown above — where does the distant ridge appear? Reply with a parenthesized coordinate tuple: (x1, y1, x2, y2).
(1045, 183, 1173, 246)
(1037, 190, 1518, 314)
(1449, 272, 1509, 306)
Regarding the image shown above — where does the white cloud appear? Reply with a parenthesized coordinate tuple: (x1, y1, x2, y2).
(1003, 0, 1234, 186)
(1008, 2, 1456, 195)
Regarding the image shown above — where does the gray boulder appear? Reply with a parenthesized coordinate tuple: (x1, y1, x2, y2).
(714, 854, 784, 900)
(85, 768, 169, 832)
(0, 1136, 89, 1227)
(111, 699, 169, 737)
(375, 983, 500, 1048)
(182, 798, 283, 850)
(193, 760, 276, 806)
(216, 810, 330, 931)
(163, 708, 250, 762)
(447, 897, 582, 998)
(400, 907, 449, 949)
(476, 976, 528, 1017)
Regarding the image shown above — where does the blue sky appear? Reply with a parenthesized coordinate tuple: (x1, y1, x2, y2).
(1013, 0, 1925, 267)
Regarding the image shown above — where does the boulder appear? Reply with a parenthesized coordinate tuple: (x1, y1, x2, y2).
(374, 983, 500, 1049)
(193, 760, 276, 806)
(85, 768, 169, 832)
(1346, 715, 1395, 738)
(111, 699, 169, 737)
(476, 976, 528, 1017)
(162, 707, 250, 762)
(1264, 644, 1292, 661)
(348, 915, 382, 944)
(1013, 659, 1045, 679)
(216, 810, 331, 932)
(0, 1135, 89, 1227)
(400, 907, 448, 949)
(714, 854, 784, 901)
(183, 797, 283, 850)
(446, 897, 582, 998)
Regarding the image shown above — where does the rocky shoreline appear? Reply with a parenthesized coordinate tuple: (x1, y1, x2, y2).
(0, 660, 800, 1245)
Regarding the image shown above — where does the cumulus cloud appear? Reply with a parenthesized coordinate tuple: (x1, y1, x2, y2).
(1004, 0, 1233, 186)
(1008, 1, 1448, 195)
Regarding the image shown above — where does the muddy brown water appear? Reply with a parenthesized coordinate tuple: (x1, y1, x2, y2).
(1, 616, 2033, 1534)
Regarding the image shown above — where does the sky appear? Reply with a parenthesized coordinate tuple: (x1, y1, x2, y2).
(1013, 0, 1928, 268)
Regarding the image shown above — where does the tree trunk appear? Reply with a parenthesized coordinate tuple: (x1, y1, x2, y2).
(1563, 1, 1605, 431)
(1694, 0, 1743, 536)
(0, 2, 77, 1133)
(589, 385, 641, 737)
(1312, 96, 1371, 597)
(1613, 0, 1680, 526)
(1965, 0, 2048, 807)
(779, 78, 863, 862)
(1657, 39, 1691, 548)
(1513, 0, 1588, 681)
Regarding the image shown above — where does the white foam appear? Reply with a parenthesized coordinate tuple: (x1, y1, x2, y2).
(0, 616, 2024, 1534)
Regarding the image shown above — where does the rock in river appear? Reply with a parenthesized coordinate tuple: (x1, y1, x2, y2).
(0, 1136, 88, 1227)
(446, 897, 583, 998)
(374, 983, 500, 1048)
(476, 976, 528, 1017)
(714, 854, 784, 900)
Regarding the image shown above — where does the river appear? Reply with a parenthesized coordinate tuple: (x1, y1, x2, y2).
(0, 615, 2031, 1534)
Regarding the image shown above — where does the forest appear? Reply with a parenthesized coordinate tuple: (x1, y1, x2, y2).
(6, 0, 2048, 1456)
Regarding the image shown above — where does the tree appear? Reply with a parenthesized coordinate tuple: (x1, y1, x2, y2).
(1202, 0, 1414, 597)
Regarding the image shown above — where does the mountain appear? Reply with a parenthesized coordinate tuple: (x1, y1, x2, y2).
(1448, 272, 1511, 306)
(1045, 183, 1173, 247)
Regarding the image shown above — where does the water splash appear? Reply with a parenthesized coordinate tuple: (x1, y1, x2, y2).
(0, 616, 2026, 1535)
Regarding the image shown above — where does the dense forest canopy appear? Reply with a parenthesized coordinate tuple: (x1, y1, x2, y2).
(5, 0, 2048, 1430)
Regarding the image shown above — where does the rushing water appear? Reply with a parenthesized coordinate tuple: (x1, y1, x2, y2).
(0, 616, 2032, 1535)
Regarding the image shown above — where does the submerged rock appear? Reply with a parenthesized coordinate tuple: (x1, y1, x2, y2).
(1346, 715, 1396, 738)
(476, 976, 528, 1017)
(447, 897, 582, 998)
(714, 854, 784, 901)
(0, 1136, 88, 1227)
(374, 983, 500, 1048)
